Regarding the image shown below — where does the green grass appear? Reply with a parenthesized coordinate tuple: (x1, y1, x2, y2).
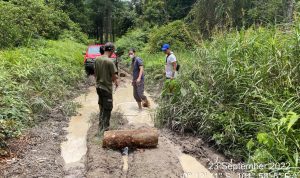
(0, 39, 86, 155)
(129, 24, 300, 174)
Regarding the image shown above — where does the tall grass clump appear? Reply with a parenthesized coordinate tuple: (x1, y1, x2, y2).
(156, 24, 300, 174)
(0, 39, 86, 155)
(145, 20, 195, 53)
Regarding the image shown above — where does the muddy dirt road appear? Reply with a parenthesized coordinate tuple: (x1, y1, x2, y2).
(1, 74, 238, 178)
(84, 76, 214, 178)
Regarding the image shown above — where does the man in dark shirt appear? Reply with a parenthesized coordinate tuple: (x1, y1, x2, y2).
(94, 42, 118, 132)
(129, 48, 149, 110)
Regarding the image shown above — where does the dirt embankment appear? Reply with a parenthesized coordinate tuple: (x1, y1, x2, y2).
(1, 106, 70, 178)
(0, 80, 91, 178)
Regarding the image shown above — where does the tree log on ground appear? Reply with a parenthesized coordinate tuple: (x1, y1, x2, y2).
(103, 129, 159, 149)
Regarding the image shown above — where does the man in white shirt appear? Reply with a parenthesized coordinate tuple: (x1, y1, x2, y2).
(162, 44, 177, 79)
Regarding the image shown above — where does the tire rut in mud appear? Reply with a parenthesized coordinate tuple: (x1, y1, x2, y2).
(86, 114, 125, 178)
(126, 135, 183, 178)
(85, 112, 184, 178)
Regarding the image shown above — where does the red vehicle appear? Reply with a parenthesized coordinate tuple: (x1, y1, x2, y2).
(83, 44, 117, 75)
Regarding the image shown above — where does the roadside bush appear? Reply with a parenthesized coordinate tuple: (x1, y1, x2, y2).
(0, 0, 86, 48)
(59, 22, 89, 44)
(155, 24, 300, 174)
(0, 39, 86, 155)
(145, 20, 195, 53)
(115, 28, 149, 55)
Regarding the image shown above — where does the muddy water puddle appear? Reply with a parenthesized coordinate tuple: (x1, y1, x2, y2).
(179, 154, 214, 178)
(61, 86, 98, 176)
(113, 86, 156, 127)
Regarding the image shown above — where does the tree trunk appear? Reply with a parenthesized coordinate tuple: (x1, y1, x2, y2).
(107, 10, 112, 42)
(112, 17, 115, 42)
(103, 128, 159, 149)
(99, 17, 104, 44)
(104, 16, 108, 42)
(96, 27, 99, 42)
(286, 0, 295, 23)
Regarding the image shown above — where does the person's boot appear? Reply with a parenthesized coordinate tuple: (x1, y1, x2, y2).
(99, 109, 104, 132)
(98, 115, 105, 136)
(142, 99, 150, 108)
(137, 102, 142, 110)
(103, 109, 111, 131)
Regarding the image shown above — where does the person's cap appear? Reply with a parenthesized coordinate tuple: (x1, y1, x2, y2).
(161, 44, 170, 51)
(104, 42, 115, 51)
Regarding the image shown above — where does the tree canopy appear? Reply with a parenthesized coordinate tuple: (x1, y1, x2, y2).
(0, 0, 299, 47)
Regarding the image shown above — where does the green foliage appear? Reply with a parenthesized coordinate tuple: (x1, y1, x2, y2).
(132, 0, 196, 27)
(59, 23, 88, 44)
(153, 23, 300, 174)
(87, 0, 136, 41)
(107, 0, 300, 174)
(160, 79, 182, 105)
(115, 28, 149, 55)
(247, 0, 285, 24)
(249, 112, 299, 171)
(141, 0, 168, 26)
(0, 39, 86, 155)
(162, 79, 180, 96)
(187, 0, 296, 37)
(136, 52, 165, 83)
(62, 0, 92, 33)
(113, 2, 138, 37)
(0, 0, 86, 49)
(146, 20, 195, 53)
(164, 0, 197, 21)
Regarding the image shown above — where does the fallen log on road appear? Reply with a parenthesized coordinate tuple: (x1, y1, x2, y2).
(103, 128, 159, 149)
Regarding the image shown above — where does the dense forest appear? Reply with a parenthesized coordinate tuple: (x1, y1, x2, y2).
(1, 0, 300, 175)
(2, 0, 298, 49)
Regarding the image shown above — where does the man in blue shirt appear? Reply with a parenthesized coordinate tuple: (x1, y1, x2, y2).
(129, 48, 150, 110)
(162, 44, 177, 79)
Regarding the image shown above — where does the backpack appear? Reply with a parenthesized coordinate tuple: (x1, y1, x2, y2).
(166, 54, 180, 71)
(176, 62, 180, 71)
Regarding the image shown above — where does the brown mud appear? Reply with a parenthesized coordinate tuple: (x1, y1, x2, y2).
(0, 79, 91, 178)
(85, 75, 214, 178)
(1, 71, 239, 178)
(1, 106, 71, 178)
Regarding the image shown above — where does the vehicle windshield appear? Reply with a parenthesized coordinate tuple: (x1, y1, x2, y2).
(88, 46, 100, 54)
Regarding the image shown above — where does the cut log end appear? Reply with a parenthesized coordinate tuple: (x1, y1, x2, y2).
(102, 128, 159, 149)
